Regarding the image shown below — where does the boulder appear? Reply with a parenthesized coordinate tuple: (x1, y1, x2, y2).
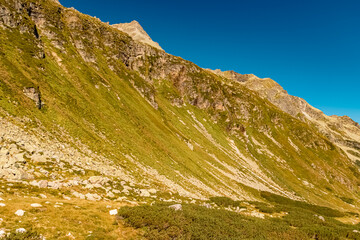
(140, 189, 150, 197)
(31, 153, 48, 163)
(168, 204, 182, 211)
(16, 228, 26, 234)
(250, 211, 265, 219)
(72, 191, 85, 199)
(38, 180, 48, 188)
(109, 209, 118, 215)
(15, 209, 25, 216)
(88, 176, 109, 185)
(63, 196, 71, 200)
(85, 193, 101, 201)
(30, 203, 42, 208)
(39, 194, 47, 199)
(148, 188, 157, 194)
(106, 191, 115, 198)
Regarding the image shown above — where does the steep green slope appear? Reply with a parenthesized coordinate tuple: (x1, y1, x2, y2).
(0, 0, 360, 212)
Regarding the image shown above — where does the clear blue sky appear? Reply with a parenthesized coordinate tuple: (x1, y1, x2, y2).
(61, 0, 360, 123)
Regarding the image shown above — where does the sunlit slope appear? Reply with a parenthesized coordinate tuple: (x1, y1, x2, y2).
(0, 0, 360, 210)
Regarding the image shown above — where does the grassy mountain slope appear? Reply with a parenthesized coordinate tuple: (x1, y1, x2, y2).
(0, 0, 360, 214)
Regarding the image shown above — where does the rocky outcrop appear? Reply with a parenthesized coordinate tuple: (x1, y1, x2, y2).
(23, 87, 42, 109)
(112, 20, 163, 51)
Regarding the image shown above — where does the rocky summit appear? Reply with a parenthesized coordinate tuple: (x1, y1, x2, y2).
(0, 0, 360, 239)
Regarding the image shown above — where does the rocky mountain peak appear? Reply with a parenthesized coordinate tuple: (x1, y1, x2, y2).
(112, 20, 163, 51)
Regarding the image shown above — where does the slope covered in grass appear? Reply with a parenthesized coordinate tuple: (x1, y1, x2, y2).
(0, 0, 360, 213)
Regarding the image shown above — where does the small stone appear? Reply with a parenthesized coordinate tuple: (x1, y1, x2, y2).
(106, 191, 115, 198)
(139, 189, 150, 197)
(16, 228, 26, 233)
(15, 209, 25, 216)
(31, 203, 42, 208)
(0, 230, 5, 237)
(39, 194, 47, 199)
(85, 193, 101, 201)
(122, 189, 129, 195)
(251, 211, 265, 219)
(0, 203, 5, 207)
(109, 209, 118, 216)
(38, 180, 48, 188)
(63, 196, 71, 200)
(72, 191, 85, 200)
(116, 197, 127, 201)
(148, 189, 157, 194)
(66, 232, 75, 239)
(168, 204, 182, 211)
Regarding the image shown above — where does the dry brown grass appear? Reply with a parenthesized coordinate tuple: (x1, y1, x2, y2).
(0, 194, 143, 239)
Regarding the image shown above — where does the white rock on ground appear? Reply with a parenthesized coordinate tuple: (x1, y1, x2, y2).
(85, 193, 101, 201)
(168, 204, 182, 211)
(106, 191, 115, 198)
(16, 228, 26, 233)
(38, 180, 48, 188)
(31, 203, 42, 208)
(140, 189, 150, 197)
(250, 211, 265, 219)
(109, 209, 118, 215)
(63, 196, 71, 200)
(72, 191, 86, 199)
(0, 230, 5, 237)
(0, 203, 5, 207)
(148, 188, 157, 194)
(39, 194, 47, 199)
(15, 209, 25, 216)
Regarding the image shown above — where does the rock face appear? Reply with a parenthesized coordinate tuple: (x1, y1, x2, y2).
(112, 20, 163, 51)
(23, 87, 42, 109)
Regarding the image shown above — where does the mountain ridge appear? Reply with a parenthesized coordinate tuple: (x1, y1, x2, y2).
(205, 68, 360, 164)
(112, 20, 163, 51)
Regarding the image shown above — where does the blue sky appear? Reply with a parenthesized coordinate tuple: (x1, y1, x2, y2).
(61, 0, 360, 123)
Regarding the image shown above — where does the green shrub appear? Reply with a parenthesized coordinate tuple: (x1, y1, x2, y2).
(118, 203, 360, 240)
(339, 196, 355, 204)
(260, 191, 345, 217)
(4, 229, 42, 240)
(209, 196, 242, 208)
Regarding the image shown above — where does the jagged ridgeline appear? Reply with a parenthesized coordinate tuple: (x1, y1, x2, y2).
(1, 0, 360, 212)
